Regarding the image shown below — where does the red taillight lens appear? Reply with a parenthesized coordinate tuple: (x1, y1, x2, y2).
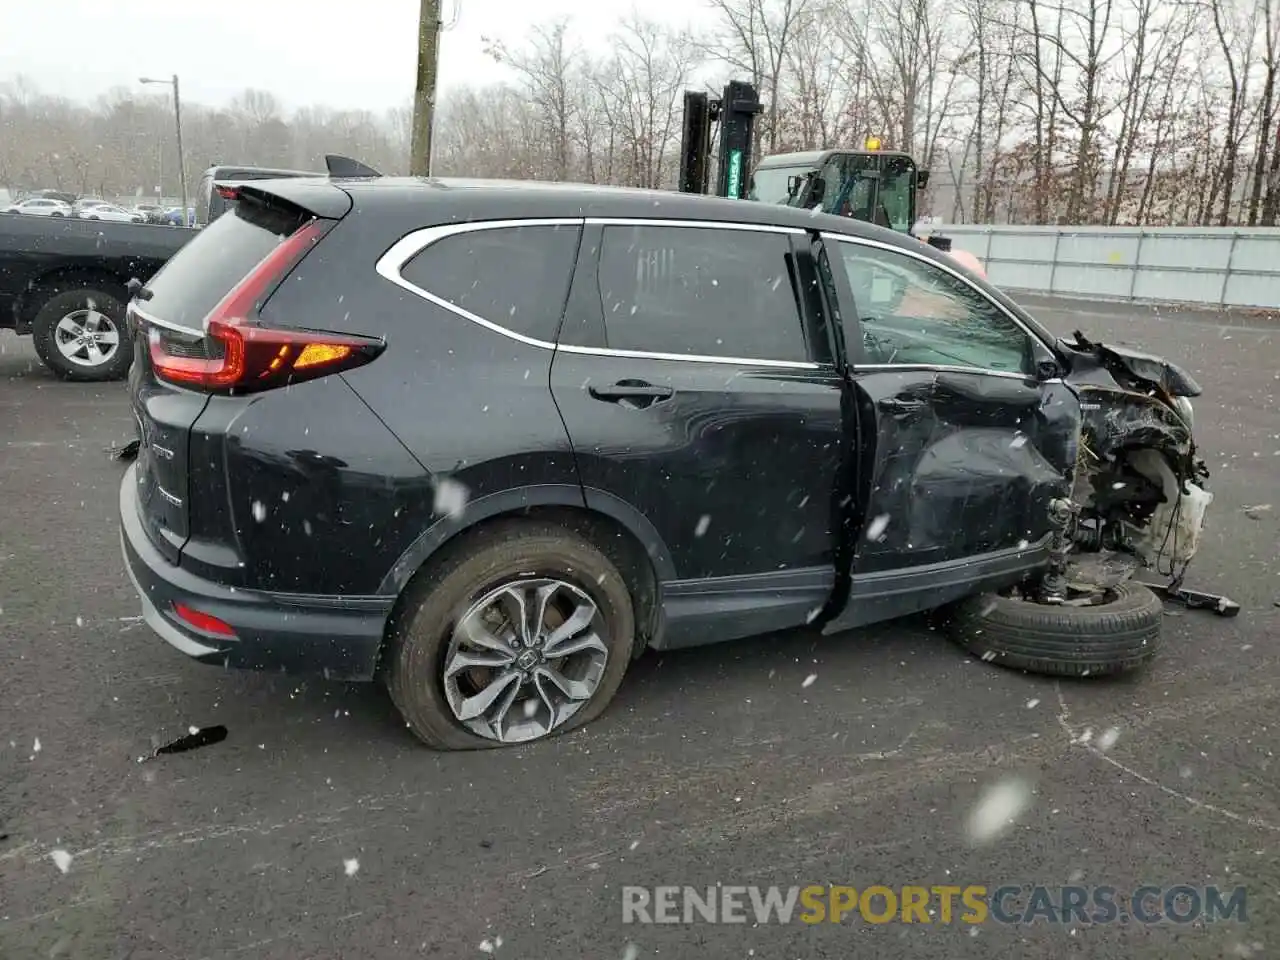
(173, 602, 237, 638)
(215, 185, 239, 200)
(148, 219, 384, 393)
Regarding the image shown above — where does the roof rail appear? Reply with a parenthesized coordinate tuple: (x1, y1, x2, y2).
(325, 155, 383, 179)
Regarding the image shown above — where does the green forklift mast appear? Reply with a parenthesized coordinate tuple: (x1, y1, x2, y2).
(676, 88, 951, 252)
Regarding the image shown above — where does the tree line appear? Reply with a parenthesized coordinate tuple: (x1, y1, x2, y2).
(2, 0, 1277, 226)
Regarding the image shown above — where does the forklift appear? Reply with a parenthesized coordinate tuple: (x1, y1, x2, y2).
(677, 81, 952, 253)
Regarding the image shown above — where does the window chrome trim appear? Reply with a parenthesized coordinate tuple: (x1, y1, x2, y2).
(129, 304, 203, 337)
(854, 362, 1062, 383)
(375, 217, 820, 369)
(820, 232, 1057, 374)
(585, 217, 806, 235)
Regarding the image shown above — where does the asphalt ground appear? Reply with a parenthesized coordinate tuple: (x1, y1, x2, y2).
(1, 297, 1277, 960)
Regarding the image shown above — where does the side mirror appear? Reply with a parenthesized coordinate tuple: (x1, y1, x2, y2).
(1036, 358, 1062, 381)
(787, 174, 803, 195)
(917, 170, 931, 189)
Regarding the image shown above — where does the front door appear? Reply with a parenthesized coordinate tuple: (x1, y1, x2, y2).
(816, 234, 1081, 629)
(549, 220, 846, 647)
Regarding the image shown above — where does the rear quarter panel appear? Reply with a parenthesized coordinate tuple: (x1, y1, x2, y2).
(257, 203, 583, 593)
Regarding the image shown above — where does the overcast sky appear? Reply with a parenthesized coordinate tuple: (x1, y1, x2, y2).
(2, 0, 717, 111)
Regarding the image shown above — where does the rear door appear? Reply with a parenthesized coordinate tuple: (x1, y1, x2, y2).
(550, 219, 846, 646)
(127, 193, 330, 563)
(817, 234, 1081, 627)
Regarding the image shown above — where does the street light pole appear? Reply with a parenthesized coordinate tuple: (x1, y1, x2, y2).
(140, 74, 189, 225)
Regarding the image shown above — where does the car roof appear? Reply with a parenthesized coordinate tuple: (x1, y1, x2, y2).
(246, 175, 1061, 350)
(320, 176, 921, 246)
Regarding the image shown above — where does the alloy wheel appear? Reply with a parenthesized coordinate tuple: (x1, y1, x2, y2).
(54, 308, 120, 368)
(442, 578, 609, 743)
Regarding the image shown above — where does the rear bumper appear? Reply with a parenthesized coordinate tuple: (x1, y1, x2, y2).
(119, 463, 393, 680)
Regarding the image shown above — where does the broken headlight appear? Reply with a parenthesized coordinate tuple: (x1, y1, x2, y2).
(1172, 396, 1194, 429)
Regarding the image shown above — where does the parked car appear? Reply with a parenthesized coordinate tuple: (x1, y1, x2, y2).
(0, 213, 192, 379)
(132, 203, 168, 224)
(4, 197, 72, 217)
(118, 176, 1212, 751)
(76, 201, 144, 223)
(71, 198, 109, 218)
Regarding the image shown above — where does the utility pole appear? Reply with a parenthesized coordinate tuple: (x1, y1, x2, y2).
(140, 74, 189, 224)
(410, 0, 442, 177)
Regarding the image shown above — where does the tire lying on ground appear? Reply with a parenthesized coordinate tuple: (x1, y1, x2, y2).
(31, 287, 133, 382)
(947, 581, 1163, 677)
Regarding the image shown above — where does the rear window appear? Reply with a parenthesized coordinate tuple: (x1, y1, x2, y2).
(143, 196, 308, 330)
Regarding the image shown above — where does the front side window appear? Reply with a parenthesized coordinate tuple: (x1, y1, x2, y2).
(399, 224, 583, 343)
(832, 240, 1033, 374)
(596, 225, 808, 362)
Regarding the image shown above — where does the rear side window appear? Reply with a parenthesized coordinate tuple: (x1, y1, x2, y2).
(399, 224, 582, 343)
(596, 225, 807, 362)
(143, 196, 308, 330)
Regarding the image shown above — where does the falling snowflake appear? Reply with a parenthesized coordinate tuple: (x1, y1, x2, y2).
(694, 515, 711, 537)
(478, 936, 504, 954)
(622, 944, 639, 960)
(965, 777, 1032, 844)
(1096, 727, 1120, 752)
(1025, 698, 1040, 709)
(802, 674, 817, 689)
(434, 477, 469, 519)
(50, 849, 72, 874)
(522, 699, 538, 719)
(865, 514, 890, 541)
(343, 858, 360, 877)
(1010, 434, 1028, 449)
(251, 500, 267, 522)
(33, 738, 41, 753)
(75, 616, 83, 628)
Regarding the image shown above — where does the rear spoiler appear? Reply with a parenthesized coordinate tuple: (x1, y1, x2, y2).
(208, 155, 379, 222)
(212, 155, 382, 197)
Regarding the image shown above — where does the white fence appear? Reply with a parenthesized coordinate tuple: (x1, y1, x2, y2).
(940, 225, 1280, 310)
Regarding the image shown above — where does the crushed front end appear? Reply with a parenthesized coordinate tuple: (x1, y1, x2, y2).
(1049, 331, 1231, 613)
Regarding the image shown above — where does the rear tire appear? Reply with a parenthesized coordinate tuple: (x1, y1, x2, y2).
(948, 581, 1162, 677)
(31, 287, 133, 381)
(385, 520, 636, 750)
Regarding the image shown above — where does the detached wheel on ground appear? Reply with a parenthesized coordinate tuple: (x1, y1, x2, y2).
(948, 581, 1163, 677)
(385, 520, 637, 750)
(31, 287, 133, 381)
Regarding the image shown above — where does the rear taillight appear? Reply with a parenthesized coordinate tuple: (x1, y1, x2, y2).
(148, 219, 383, 393)
(215, 185, 238, 200)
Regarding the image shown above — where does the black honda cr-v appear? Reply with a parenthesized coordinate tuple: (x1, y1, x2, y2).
(120, 176, 1212, 749)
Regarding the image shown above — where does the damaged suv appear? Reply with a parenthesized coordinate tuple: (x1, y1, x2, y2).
(119, 178, 1214, 750)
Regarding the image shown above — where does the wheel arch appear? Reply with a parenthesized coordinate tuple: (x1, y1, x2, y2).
(376, 484, 675, 669)
(18, 265, 130, 333)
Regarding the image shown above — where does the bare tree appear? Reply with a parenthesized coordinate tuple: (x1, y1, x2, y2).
(704, 0, 818, 158)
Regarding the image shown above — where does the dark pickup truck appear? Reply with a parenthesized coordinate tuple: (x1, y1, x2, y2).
(0, 213, 192, 380)
(1, 158, 363, 380)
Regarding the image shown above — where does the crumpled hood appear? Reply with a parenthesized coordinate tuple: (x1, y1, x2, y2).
(1060, 331, 1202, 398)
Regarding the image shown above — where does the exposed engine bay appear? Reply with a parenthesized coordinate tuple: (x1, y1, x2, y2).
(1051, 332, 1215, 603)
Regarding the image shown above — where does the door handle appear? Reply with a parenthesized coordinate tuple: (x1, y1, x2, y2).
(588, 381, 675, 405)
(877, 396, 928, 413)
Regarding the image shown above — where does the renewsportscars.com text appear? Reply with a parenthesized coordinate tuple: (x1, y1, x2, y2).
(621, 884, 1248, 926)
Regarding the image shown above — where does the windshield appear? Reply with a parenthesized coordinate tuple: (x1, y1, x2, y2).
(748, 165, 811, 204)
(812, 153, 917, 232)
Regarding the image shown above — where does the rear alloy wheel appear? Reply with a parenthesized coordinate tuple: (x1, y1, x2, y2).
(386, 521, 636, 749)
(948, 581, 1163, 677)
(31, 288, 133, 381)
